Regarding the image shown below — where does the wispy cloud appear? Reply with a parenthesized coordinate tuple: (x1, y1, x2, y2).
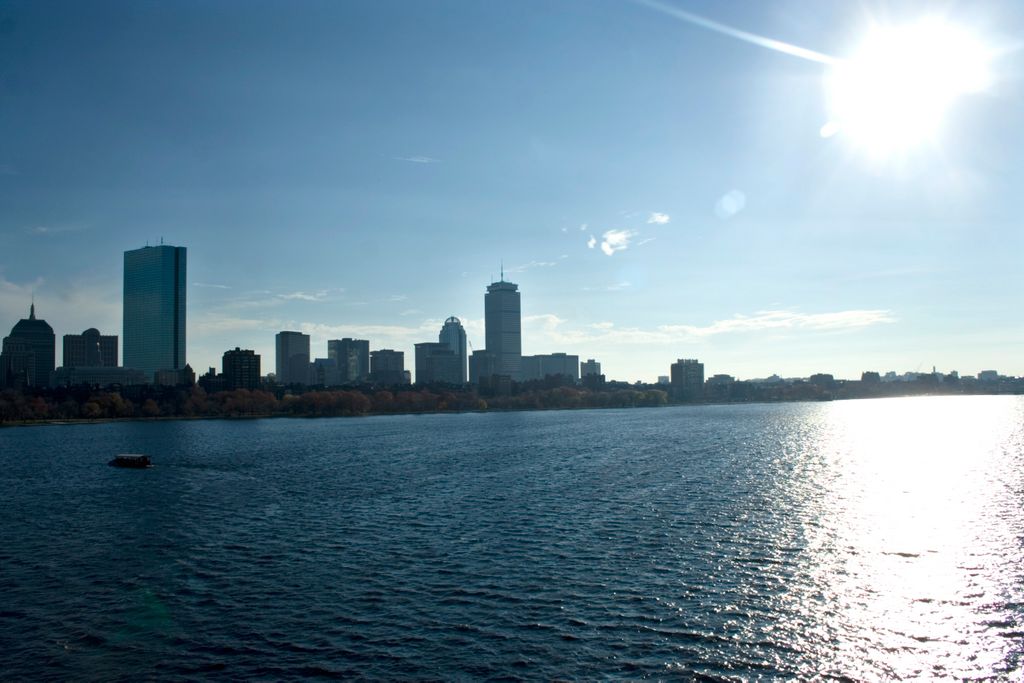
(600, 229, 636, 256)
(637, 237, 656, 246)
(647, 212, 670, 224)
(659, 309, 896, 337)
(587, 235, 597, 249)
(507, 260, 558, 273)
(395, 155, 441, 164)
(194, 282, 231, 289)
(278, 290, 329, 301)
(522, 308, 896, 347)
(27, 224, 87, 236)
(583, 281, 631, 292)
(388, 294, 408, 302)
(579, 223, 588, 232)
(399, 308, 422, 317)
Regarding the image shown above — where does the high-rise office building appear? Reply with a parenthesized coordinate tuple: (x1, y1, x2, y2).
(670, 358, 704, 401)
(327, 338, 370, 383)
(123, 244, 187, 380)
(521, 353, 580, 382)
(415, 342, 461, 385)
(223, 347, 261, 390)
(0, 303, 55, 388)
(276, 331, 310, 385)
(581, 359, 602, 378)
(63, 328, 118, 368)
(468, 350, 497, 385)
(370, 349, 406, 385)
(438, 316, 468, 383)
(484, 277, 521, 380)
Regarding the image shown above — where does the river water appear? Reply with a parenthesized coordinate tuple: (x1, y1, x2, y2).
(2, 396, 1022, 680)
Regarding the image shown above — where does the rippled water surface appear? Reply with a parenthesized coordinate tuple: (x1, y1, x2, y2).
(2, 396, 1023, 680)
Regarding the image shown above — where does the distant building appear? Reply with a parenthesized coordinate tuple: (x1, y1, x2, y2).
(63, 328, 117, 368)
(861, 371, 881, 383)
(415, 342, 462, 385)
(581, 359, 602, 378)
(52, 366, 148, 388)
(223, 347, 261, 390)
(276, 331, 311, 385)
(370, 349, 406, 385)
(154, 365, 195, 387)
(327, 338, 370, 383)
(521, 353, 580, 382)
(0, 303, 55, 389)
(706, 374, 734, 386)
(469, 349, 499, 385)
(311, 357, 342, 386)
(978, 370, 999, 382)
(439, 317, 468, 383)
(670, 358, 704, 401)
(657, 375, 670, 385)
(484, 277, 521, 380)
(123, 244, 187, 381)
(809, 373, 835, 388)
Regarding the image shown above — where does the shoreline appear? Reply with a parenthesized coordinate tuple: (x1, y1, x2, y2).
(2, 391, 1017, 429)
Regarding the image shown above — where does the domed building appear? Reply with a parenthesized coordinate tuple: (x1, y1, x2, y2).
(1, 303, 55, 388)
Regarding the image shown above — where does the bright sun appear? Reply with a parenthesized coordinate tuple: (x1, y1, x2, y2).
(823, 18, 993, 159)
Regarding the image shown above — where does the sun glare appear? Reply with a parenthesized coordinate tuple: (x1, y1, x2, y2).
(824, 18, 993, 159)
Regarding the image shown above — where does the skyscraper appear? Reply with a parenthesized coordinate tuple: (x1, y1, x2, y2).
(123, 244, 187, 380)
(275, 331, 310, 385)
(370, 349, 405, 385)
(414, 342, 461, 385)
(327, 338, 370, 383)
(63, 328, 118, 368)
(0, 303, 55, 388)
(438, 316, 468, 383)
(484, 277, 521, 380)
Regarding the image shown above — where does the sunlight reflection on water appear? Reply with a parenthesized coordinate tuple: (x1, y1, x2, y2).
(1, 396, 1022, 679)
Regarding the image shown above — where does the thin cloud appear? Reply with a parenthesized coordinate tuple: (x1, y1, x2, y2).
(659, 309, 897, 337)
(27, 224, 87, 236)
(637, 237, 656, 246)
(647, 212, 670, 224)
(600, 229, 636, 256)
(523, 308, 896, 347)
(507, 260, 558, 274)
(277, 290, 329, 302)
(395, 155, 441, 164)
(193, 282, 231, 289)
(583, 281, 631, 292)
(388, 294, 408, 302)
(587, 235, 597, 249)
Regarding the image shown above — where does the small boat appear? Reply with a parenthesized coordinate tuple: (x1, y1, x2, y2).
(109, 454, 153, 469)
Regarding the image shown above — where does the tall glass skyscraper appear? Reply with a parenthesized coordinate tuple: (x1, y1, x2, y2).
(439, 316, 468, 383)
(123, 245, 187, 380)
(484, 278, 521, 379)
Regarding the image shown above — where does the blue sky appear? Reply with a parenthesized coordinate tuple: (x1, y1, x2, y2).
(1, 0, 1022, 382)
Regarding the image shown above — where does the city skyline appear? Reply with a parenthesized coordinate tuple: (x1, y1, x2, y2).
(2, 2, 1022, 381)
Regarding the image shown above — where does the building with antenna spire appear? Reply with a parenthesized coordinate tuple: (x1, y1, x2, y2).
(0, 302, 55, 388)
(482, 273, 521, 381)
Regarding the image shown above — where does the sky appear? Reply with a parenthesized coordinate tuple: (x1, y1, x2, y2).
(1, 0, 1022, 382)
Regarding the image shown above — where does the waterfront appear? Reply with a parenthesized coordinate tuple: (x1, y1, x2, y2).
(1, 396, 1022, 679)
